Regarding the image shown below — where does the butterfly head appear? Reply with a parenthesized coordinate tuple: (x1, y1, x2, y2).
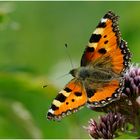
(69, 68, 78, 77)
(70, 67, 90, 80)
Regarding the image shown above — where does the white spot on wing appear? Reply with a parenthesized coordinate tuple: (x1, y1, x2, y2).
(101, 18, 107, 23)
(48, 109, 54, 114)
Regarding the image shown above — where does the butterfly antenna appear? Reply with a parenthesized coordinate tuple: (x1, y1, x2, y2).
(56, 72, 69, 80)
(64, 43, 74, 69)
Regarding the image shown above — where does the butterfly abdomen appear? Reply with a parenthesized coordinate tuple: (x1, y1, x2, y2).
(90, 69, 117, 82)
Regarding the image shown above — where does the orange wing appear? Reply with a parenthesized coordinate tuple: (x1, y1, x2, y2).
(86, 79, 124, 107)
(47, 79, 87, 121)
(81, 11, 131, 75)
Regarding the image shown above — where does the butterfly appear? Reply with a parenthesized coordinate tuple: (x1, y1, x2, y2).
(47, 11, 131, 121)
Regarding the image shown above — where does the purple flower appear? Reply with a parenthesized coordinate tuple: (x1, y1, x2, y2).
(123, 64, 140, 100)
(84, 112, 125, 139)
(123, 64, 140, 129)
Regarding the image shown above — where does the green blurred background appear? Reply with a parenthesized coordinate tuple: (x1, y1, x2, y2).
(0, 1, 139, 139)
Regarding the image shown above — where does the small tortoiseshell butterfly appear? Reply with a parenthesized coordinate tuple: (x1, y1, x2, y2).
(47, 11, 131, 121)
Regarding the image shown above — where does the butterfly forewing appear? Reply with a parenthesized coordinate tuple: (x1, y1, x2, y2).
(81, 11, 131, 75)
(47, 79, 87, 120)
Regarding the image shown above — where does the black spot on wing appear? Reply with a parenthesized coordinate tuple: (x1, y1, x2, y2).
(71, 99, 75, 102)
(104, 40, 108, 44)
(74, 92, 82, 96)
(89, 34, 101, 43)
(55, 93, 66, 102)
(87, 89, 96, 98)
(98, 48, 107, 54)
(51, 104, 59, 111)
(64, 87, 72, 92)
(97, 22, 106, 28)
(87, 47, 94, 52)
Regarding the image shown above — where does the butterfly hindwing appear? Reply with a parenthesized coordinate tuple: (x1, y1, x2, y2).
(47, 79, 87, 120)
(86, 78, 124, 107)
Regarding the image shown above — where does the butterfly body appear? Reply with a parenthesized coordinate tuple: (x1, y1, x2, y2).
(70, 65, 119, 82)
(47, 11, 131, 121)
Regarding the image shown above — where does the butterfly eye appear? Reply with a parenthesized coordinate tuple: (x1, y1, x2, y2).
(69, 69, 77, 77)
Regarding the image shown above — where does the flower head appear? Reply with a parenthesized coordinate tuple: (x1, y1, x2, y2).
(123, 64, 140, 100)
(84, 112, 125, 139)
